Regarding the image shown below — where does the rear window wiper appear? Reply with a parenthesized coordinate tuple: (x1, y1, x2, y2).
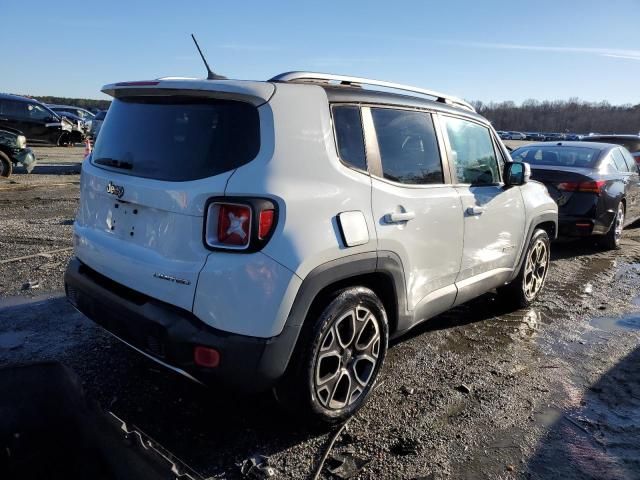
(93, 157, 133, 170)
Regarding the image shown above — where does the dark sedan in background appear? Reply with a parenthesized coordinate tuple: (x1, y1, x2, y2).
(511, 142, 640, 249)
(582, 135, 640, 166)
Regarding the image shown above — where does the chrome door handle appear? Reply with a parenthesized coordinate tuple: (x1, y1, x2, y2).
(466, 206, 485, 216)
(385, 211, 415, 223)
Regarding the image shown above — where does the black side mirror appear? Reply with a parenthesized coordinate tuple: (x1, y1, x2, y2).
(504, 161, 530, 186)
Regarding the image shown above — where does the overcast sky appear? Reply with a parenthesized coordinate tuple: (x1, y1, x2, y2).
(2, 0, 639, 104)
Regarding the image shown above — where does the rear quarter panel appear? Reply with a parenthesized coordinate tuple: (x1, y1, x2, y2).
(224, 84, 377, 279)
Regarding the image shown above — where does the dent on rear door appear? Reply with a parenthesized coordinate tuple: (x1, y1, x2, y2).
(455, 184, 525, 282)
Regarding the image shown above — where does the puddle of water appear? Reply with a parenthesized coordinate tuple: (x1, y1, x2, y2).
(533, 404, 563, 428)
(614, 261, 640, 280)
(590, 313, 640, 332)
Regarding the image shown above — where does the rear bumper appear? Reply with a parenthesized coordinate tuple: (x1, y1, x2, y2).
(64, 257, 301, 391)
(558, 213, 613, 238)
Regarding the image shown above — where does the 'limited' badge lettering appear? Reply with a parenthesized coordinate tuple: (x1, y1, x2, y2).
(153, 273, 191, 285)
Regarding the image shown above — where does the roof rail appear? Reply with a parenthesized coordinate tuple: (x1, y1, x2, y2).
(269, 71, 475, 112)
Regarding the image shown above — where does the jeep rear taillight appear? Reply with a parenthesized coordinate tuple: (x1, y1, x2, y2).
(204, 198, 277, 252)
(205, 203, 252, 249)
(217, 204, 252, 247)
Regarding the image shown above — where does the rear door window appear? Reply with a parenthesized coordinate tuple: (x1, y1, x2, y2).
(370, 108, 443, 185)
(91, 97, 260, 182)
(619, 148, 639, 173)
(444, 116, 500, 185)
(612, 148, 629, 172)
(332, 105, 367, 171)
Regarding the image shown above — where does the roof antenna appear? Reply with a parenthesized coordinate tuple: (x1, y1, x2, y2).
(191, 34, 227, 80)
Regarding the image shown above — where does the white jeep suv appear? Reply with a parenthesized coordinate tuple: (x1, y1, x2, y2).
(65, 72, 557, 423)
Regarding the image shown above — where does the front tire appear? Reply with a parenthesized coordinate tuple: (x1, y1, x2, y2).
(274, 287, 388, 425)
(498, 229, 550, 309)
(601, 202, 625, 250)
(0, 151, 12, 178)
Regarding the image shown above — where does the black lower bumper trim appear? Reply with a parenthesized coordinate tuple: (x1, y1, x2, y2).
(64, 258, 300, 391)
(558, 214, 611, 238)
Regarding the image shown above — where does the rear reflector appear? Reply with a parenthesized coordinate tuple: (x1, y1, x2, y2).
(258, 209, 275, 239)
(194, 346, 220, 368)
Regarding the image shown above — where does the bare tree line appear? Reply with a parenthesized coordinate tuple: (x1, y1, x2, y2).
(15, 93, 640, 135)
(472, 98, 640, 134)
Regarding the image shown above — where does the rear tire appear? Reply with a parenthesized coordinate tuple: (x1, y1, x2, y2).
(497, 229, 550, 309)
(274, 287, 388, 425)
(0, 151, 12, 178)
(601, 202, 624, 250)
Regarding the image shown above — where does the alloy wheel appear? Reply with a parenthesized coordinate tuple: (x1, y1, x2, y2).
(314, 305, 381, 410)
(523, 239, 548, 301)
(614, 204, 625, 245)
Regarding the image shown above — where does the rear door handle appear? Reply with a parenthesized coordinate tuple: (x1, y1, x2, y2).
(385, 211, 415, 223)
(466, 206, 485, 216)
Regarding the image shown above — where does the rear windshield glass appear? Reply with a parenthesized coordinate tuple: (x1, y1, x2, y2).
(91, 97, 260, 181)
(511, 146, 601, 168)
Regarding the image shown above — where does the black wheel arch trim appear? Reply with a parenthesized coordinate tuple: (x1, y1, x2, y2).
(0, 145, 16, 163)
(262, 251, 409, 384)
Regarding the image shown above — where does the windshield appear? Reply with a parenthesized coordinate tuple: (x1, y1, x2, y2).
(511, 146, 601, 168)
(91, 97, 260, 181)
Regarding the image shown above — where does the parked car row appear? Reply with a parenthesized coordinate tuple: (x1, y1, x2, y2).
(0, 93, 111, 149)
(497, 130, 527, 140)
(498, 130, 586, 142)
(0, 93, 85, 146)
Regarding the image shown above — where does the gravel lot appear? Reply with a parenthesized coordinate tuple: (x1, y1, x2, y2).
(1, 144, 639, 479)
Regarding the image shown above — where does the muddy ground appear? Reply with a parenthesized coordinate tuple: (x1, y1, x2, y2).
(1, 145, 639, 479)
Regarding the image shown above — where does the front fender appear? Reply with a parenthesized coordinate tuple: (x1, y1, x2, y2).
(509, 181, 558, 281)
